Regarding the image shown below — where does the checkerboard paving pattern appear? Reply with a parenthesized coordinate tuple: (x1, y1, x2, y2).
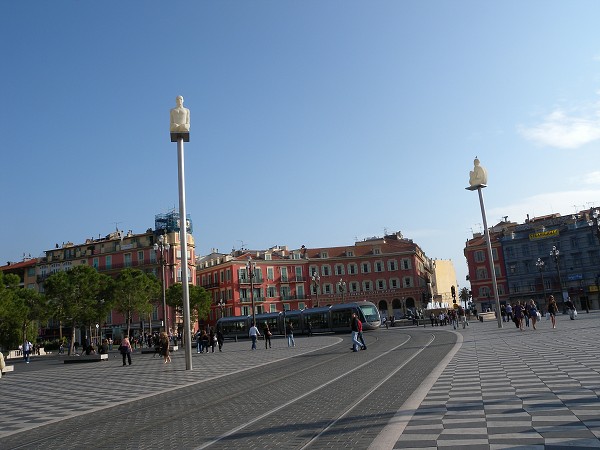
(396, 314, 600, 449)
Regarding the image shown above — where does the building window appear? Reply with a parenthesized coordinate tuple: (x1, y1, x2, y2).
(374, 248, 381, 255)
(321, 252, 328, 258)
(403, 277, 412, 287)
(335, 264, 345, 276)
(505, 247, 515, 259)
(267, 286, 277, 298)
(474, 251, 485, 263)
(390, 278, 399, 289)
(270, 304, 277, 312)
(375, 261, 384, 273)
(361, 262, 371, 273)
(363, 281, 372, 291)
(477, 267, 488, 279)
(570, 237, 578, 249)
(402, 259, 411, 270)
(350, 282, 359, 292)
(346, 251, 354, 257)
(376, 279, 386, 290)
(479, 286, 490, 297)
(320, 265, 329, 276)
(267, 267, 274, 281)
(137, 251, 144, 263)
(105, 256, 112, 270)
(281, 267, 288, 282)
(124, 253, 132, 268)
(297, 285, 305, 299)
(388, 260, 398, 271)
(348, 264, 358, 275)
(323, 284, 332, 294)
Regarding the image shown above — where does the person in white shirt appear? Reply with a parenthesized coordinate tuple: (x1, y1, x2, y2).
(248, 322, 261, 350)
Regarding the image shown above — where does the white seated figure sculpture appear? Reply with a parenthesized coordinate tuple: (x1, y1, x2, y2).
(170, 95, 190, 133)
(469, 157, 488, 187)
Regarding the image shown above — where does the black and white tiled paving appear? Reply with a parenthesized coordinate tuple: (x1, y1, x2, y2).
(396, 313, 600, 449)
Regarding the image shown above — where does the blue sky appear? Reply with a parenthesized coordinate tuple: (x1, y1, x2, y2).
(2, 1, 600, 289)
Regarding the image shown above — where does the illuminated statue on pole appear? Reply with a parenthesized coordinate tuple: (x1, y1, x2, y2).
(469, 157, 488, 187)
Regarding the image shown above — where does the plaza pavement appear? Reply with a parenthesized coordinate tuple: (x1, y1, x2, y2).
(389, 310, 600, 449)
(2, 312, 600, 449)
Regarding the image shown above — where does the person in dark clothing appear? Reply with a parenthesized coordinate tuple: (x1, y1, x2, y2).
(263, 323, 272, 349)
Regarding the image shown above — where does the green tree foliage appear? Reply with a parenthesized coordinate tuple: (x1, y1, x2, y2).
(110, 269, 160, 339)
(165, 283, 211, 327)
(14, 286, 48, 345)
(44, 265, 111, 355)
(0, 272, 22, 350)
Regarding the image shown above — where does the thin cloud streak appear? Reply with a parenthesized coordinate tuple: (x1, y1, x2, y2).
(518, 108, 600, 149)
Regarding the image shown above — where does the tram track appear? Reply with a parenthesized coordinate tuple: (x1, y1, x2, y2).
(4, 328, 458, 450)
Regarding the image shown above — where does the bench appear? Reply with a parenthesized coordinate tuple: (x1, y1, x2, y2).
(63, 354, 109, 364)
(478, 312, 497, 322)
(0, 365, 15, 378)
(141, 345, 178, 355)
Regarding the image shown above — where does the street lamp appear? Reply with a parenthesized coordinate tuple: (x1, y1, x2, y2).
(536, 258, 547, 311)
(337, 278, 346, 303)
(217, 298, 225, 319)
(550, 245, 564, 311)
(246, 257, 256, 326)
(153, 234, 170, 333)
(588, 208, 600, 243)
(466, 157, 502, 328)
(311, 269, 321, 307)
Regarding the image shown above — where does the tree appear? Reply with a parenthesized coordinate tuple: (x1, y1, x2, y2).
(0, 272, 22, 350)
(14, 287, 48, 346)
(45, 265, 111, 355)
(165, 283, 211, 331)
(110, 269, 160, 339)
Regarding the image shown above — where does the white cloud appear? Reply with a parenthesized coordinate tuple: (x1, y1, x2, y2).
(518, 108, 600, 149)
(487, 189, 600, 223)
(581, 171, 600, 186)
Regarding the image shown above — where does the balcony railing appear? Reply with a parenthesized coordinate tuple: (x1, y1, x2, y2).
(239, 277, 264, 284)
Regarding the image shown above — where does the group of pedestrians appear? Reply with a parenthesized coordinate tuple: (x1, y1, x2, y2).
(195, 327, 224, 353)
(248, 321, 296, 350)
(505, 297, 557, 330)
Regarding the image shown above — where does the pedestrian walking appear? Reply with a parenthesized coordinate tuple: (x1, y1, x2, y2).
(23, 340, 32, 363)
(209, 328, 216, 353)
(159, 331, 171, 363)
(249, 322, 260, 350)
(286, 321, 295, 347)
(216, 327, 224, 352)
(263, 323, 272, 349)
(195, 330, 203, 353)
(528, 299, 538, 330)
(513, 301, 524, 330)
(202, 330, 210, 353)
(119, 337, 132, 366)
(548, 295, 559, 328)
(566, 297, 577, 320)
(357, 318, 367, 350)
(350, 313, 363, 352)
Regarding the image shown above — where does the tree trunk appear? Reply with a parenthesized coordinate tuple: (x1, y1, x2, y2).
(59, 320, 63, 341)
(69, 322, 76, 355)
(126, 311, 131, 340)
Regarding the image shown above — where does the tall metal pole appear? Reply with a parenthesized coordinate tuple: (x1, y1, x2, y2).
(171, 95, 192, 371)
(477, 187, 502, 328)
(177, 137, 193, 370)
(161, 260, 167, 332)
